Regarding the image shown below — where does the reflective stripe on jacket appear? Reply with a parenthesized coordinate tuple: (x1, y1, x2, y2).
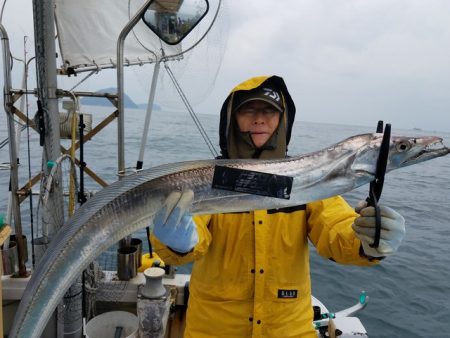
(152, 195, 378, 338)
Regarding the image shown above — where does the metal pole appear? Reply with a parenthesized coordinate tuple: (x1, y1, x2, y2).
(33, 0, 65, 336)
(136, 61, 160, 170)
(33, 0, 64, 238)
(117, 0, 153, 176)
(0, 24, 28, 277)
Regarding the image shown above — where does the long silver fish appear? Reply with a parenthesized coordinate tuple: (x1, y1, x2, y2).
(9, 133, 449, 337)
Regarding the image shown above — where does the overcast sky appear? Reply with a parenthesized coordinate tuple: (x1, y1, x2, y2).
(2, 0, 450, 132)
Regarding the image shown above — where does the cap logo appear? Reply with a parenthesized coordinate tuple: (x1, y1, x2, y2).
(262, 87, 280, 102)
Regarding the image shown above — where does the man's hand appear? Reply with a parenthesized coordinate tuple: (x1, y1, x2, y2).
(352, 201, 406, 258)
(153, 190, 198, 253)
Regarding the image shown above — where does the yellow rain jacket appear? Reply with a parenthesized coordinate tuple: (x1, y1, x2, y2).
(152, 76, 379, 337)
(153, 197, 377, 338)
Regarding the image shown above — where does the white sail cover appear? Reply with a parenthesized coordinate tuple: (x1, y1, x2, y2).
(55, 0, 182, 73)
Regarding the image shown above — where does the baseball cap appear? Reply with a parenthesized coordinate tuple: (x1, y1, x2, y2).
(232, 86, 283, 113)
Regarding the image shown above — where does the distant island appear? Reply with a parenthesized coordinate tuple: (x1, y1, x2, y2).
(80, 87, 160, 110)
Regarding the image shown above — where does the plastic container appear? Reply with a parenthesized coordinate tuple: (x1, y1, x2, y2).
(85, 311, 138, 338)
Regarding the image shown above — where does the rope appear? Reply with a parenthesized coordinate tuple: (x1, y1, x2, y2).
(84, 261, 104, 320)
(41, 154, 79, 206)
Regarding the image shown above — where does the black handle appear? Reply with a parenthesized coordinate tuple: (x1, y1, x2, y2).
(367, 121, 391, 248)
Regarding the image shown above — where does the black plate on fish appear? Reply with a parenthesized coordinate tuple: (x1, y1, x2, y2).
(212, 166, 293, 200)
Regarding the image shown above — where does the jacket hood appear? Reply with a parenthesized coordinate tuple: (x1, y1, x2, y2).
(218, 75, 296, 159)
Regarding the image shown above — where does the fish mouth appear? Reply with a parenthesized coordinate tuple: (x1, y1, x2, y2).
(405, 139, 450, 165)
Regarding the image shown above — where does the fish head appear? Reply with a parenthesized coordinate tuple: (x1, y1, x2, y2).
(387, 135, 450, 170)
(351, 133, 449, 176)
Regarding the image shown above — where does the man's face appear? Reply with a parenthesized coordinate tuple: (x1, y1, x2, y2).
(235, 100, 281, 148)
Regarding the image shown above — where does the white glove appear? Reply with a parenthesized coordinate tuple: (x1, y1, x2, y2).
(352, 201, 405, 258)
(153, 190, 198, 253)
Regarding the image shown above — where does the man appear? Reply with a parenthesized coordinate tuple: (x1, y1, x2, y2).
(151, 75, 405, 337)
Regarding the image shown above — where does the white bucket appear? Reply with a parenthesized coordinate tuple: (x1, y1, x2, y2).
(85, 311, 138, 338)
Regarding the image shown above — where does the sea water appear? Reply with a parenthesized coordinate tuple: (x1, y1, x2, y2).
(1, 106, 449, 337)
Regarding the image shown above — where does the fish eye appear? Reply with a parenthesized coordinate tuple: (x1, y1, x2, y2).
(396, 141, 411, 152)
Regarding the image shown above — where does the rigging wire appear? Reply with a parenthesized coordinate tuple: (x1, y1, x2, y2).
(164, 62, 218, 158)
(68, 70, 97, 92)
(125, 0, 223, 159)
(0, 123, 26, 150)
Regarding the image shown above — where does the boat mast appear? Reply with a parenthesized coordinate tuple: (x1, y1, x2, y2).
(32, 0, 64, 237)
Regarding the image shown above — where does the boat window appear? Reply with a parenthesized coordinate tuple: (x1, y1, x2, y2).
(142, 0, 209, 45)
